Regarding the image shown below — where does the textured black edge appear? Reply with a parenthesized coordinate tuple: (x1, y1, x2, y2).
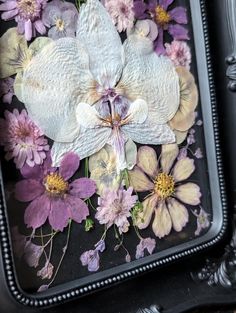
(0, 0, 229, 309)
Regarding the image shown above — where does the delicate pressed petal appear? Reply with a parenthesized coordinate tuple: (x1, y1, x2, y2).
(159, 0, 174, 10)
(152, 201, 172, 238)
(28, 37, 53, 58)
(20, 163, 43, 180)
(76, 102, 104, 128)
(1, 8, 18, 20)
(175, 183, 201, 205)
(154, 28, 166, 55)
(59, 152, 80, 180)
(137, 146, 158, 178)
(25, 19, 33, 41)
(70, 178, 96, 198)
(161, 143, 179, 174)
(88, 147, 109, 172)
(125, 138, 137, 170)
(136, 194, 158, 229)
(19, 38, 97, 143)
(125, 99, 148, 124)
(51, 126, 112, 166)
(34, 20, 46, 35)
(67, 196, 89, 224)
(172, 157, 195, 182)
(168, 24, 189, 40)
(173, 129, 188, 144)
(0, 1, 17, 10)
(77, 0, 124, 87)
(167, 198, 189, 232)
(169, 7, 187, 24)
(128, 166, 154, 192)
(119, 35, 180, 124)
(15, 179, 44, 202)
(49, 198, 70, 231)
(24, 195, 51, 230)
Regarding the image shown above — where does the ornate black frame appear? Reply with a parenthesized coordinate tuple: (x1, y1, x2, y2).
(0, 0, 234, 312)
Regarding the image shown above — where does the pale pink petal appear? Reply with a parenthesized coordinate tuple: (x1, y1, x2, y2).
(15, 179, 44, 202)
(167, 198, 189, 232)
(175, 183, 201, 205)
(34, 20, 46, 35)
(152, 201, 172, 238)
(20, 163, 43, 180)
(172, 157, 195, 182)
(128, 166, 154, 192)
(48, 198, 69, 231)
(136, 194, 158, 229)
(161, 144, 179, 174)
(137, 146, 158, 178)
(25, 19, 33, 41)
(70, 178, 96, 199)
(67, 196, 89, 224)
(0, 1, 17, 10)
(24, 195, 50, 230)
(59, 152, 80, 180)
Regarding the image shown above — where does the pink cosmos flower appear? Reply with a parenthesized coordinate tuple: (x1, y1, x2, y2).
(0, 0, 47, 41)
(0, 109, 49, 169)
(104, 0, 135, 33)
(15, 152, 96, 231)
(96, 187, 137, 234)
(165, 40, 191, 70)
(0, 77, 14, 104)
(129, 144, 202, 238)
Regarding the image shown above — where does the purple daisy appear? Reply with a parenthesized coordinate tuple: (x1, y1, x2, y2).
(0, 109, 49, 169)
(0, 77, 14, 104)
(0, 0, 47, 41)
(133, 0, 189, 54)
(42, 0, 78, 39)
(15, 152, 96, 231)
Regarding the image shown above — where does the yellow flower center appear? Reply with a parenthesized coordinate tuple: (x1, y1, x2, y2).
(56, 19, 65, 31)
(45, 173, 68, 195)
(155, 5, 171, 26)
(154, 173, 175, 200)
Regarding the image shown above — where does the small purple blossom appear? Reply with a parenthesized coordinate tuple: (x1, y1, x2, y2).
(165, 40, 191, 70)
(96, 187, 137, 234)
(80, 240, 106, 272)
(194, 148, 203, 159)
(187, 129, 196, 145)
(24, 240, 44, 268)
(0, 77, 14, 104)
(193, 207, 210, 236)
(37, 284, 49, 292)
(133, 0, 189, 54)
(37, 261, 54, 280)
(135, 237, 156, 259)
(42, 0, 78, 39)
(0, 0, 47, 41)
(196, 119, 203, 126)
(15, 152, 96, 231)
(177, 147, 187, 160)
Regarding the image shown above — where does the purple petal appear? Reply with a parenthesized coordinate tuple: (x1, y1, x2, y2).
(59, 152, 80, 180)
(24, 195, 50, 230)
(0, 1, 17, 10)
(48, 198, 69, 231)
(95, 240, 105, 252)
(37, 285, 49, 293)
(169, 7, 187, 24)
(20, 163, 43, 180)
(24, 241, 44, 267)
(37, 261, 54, 280)
(24, 19, 33, 41)
(154, 28, 166, 55)
(34, 20, 46, 35)
(1, 8, 18, 20)
(147, 0, 157, 11)
(168, 24, 189, 40)
(70, 178, 96, 199)
(15, 179, 44, 202)
(159, 0, 174, 10)
(2, 92, 13, 104)
(133, 1, 147, 18)
(67, 196, 89, 224)
(80, 250, 100, 272)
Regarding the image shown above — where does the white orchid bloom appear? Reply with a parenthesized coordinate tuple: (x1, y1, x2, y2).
(15, 0, 180, 171)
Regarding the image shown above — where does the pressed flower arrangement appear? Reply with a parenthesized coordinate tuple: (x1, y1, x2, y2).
(0, 0, 213, 293)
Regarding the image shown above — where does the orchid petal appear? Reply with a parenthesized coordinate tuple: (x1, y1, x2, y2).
(137, 146, 158, 178)
(128, 166, 154, 192)
(77, 0, 124, 87)
(76, 102, 103, 128)
(136, 194, 158, 229)
(19, 38, 97, 143)
(124, 99, 148, 124)
(167, 198, 189, 232)
(161, 144, 179, 174)
(125, 138, 137, 170)
(175, 183, 201, 205)
(172, 157, 195, 182)
(152, 201, 172, 238)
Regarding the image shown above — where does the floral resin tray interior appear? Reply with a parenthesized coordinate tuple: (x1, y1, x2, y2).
(0, 0, 223, 298)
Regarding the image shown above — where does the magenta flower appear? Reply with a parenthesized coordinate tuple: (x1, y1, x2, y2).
(165, 40, 191, 70)
(15, 152, 96, 231)
(42, 0, 78, 39)
(96, 187, 137, 234)
(0, 0, 47, 41)
(80, 240, 105, 272)
(135, 237, 156, 259)
(133, 0, 189, 54)
(0, 109, 49, 169)
(0, 77, 14, 104)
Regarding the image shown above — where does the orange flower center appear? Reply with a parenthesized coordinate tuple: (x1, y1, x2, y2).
(45, 173, 68, 195)
(154, 173, 175, 200)
(155, 5, 171, 26)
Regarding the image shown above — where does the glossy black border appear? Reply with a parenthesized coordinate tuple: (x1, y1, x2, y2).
(0, 0, 228, 309)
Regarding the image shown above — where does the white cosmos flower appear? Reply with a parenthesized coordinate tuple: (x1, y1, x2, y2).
(15, 0, 180, 171)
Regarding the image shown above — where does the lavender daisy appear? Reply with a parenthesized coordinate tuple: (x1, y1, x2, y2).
(0, 109, 49, 168)
(42, 0, 78, 39)
(0, 0, 47, 41)
(15, 152, 96, 231)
